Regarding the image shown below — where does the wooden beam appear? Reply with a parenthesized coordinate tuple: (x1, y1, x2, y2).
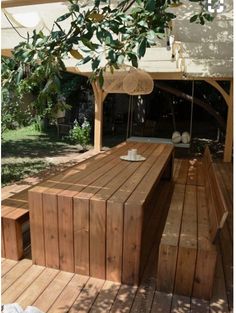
(205, 79, 230, 106)
(205, 79, 233, 163)
(1, 0, 65, 8)
(91, 81, 107, 152)
(223, 79, 233, 162)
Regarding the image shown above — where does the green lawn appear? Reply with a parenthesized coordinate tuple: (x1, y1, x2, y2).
(2, 125, 84, 186)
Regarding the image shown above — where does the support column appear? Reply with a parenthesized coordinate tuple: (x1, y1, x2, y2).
(224, 79, 233, 162)
(205, 79, 233, 162)
(92, 81, 107, 152)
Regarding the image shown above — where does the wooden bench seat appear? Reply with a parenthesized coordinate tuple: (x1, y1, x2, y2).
(2, 190, 29, 260)
(157, 147, 229, 300)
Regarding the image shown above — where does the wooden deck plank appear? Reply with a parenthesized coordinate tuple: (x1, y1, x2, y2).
(190, 298, 210, 313)
(2, 259, 32, 292)
(33, 271, 74, 312)
(210, 253, 229, 313)
(171, 295, 191, 313)
(2, 265, 45, 304)
(173, 159, 182, 182)
(47, 274, 89, 313)
(150, 291, 172, 313)
(90, 281, 120, 313)
(1, 259, 18, 276)
(15, 268, 60, 308)
(175, 159, 189, 185)
(110, 284, 138, 313)
(69, 277, 105, 313)
(130, 278, 156, 313)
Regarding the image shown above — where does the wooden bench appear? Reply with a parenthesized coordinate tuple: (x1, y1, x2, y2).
(157, 146, 229, 300)
(2, 189, 29, 260)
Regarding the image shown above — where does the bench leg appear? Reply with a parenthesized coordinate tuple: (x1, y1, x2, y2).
(2, 219, 23, 260)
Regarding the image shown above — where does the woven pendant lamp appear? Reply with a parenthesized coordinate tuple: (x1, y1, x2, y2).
(103, 65, 154, 95)
(123, 69, 154, 95)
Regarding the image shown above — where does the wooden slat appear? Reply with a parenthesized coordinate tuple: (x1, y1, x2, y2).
(58, 196, 74, 272)
(75, 143, 141, 279)
(157, 184, 185, 293)
(43, 193, 60, 269)
(171, 294, 191, 313)
(174, 184, 197, 297)
(69, 277, 104, 313)
(33, 271, 74, 312)
(196, 160, 205, 186)
(193, 186, 217, 300)
(90, 281, 120, 313)
(15, 268, 60, 308)
(2, 265, 45, 303)
(2, 259, 32, 292)
(2, 217, 23, 260)
(110, 284, 138, 313)
(29, 190, 45, 265)
(210, 254, 230, 313)
(1, 259, 18, 276)
(47, 274, 89, 313)
(122, 145, 173, 285)
(151, 291, 172, 313)
(219, 222, 233, 310)
(105, 144, 156, 282)
(2, 223, 6, 258)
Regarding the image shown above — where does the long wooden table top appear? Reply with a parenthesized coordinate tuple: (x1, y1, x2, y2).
(29, 141, 174, 207)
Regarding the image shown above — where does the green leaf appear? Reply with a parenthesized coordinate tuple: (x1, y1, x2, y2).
(199, 16, 205, 25)
(138, 38, 147, 58)
(70, 49, 83, 59)
(145, 0, 156, 12)
(190, 15, 198, 23)
(56, 13, 72, 22)
(92, 58, 100, 71)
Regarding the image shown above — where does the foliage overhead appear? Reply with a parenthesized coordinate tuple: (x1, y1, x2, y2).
(2, 0, 214, 130)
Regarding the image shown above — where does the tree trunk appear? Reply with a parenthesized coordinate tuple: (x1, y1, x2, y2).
(155, 82, 226, 131)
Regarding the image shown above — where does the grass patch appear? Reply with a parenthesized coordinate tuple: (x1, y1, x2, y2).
(2, 125, 84, 186)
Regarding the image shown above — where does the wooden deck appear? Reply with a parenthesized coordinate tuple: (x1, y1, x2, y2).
(1, 159, 233, 313)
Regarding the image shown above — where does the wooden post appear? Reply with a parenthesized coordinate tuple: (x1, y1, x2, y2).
(92, 81, 107, 152)
(224, 79, 233, 162)
(205, 79, 233, 163)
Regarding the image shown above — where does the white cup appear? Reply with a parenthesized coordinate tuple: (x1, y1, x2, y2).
(131, 149, 137, 160)
(128, 150, 132, 160)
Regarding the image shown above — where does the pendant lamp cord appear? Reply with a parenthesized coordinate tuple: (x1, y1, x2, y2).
(189, 80, 194, 139)
(126, 95, 131, 139)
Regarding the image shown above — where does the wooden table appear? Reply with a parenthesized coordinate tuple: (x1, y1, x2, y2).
(29, 141, 174, 285)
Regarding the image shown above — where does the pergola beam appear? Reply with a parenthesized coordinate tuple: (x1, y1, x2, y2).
(91, 81, 107, 152)
(1, 0, 65, 8)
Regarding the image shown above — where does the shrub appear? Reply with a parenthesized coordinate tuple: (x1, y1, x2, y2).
(66, 118, 91, 149)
